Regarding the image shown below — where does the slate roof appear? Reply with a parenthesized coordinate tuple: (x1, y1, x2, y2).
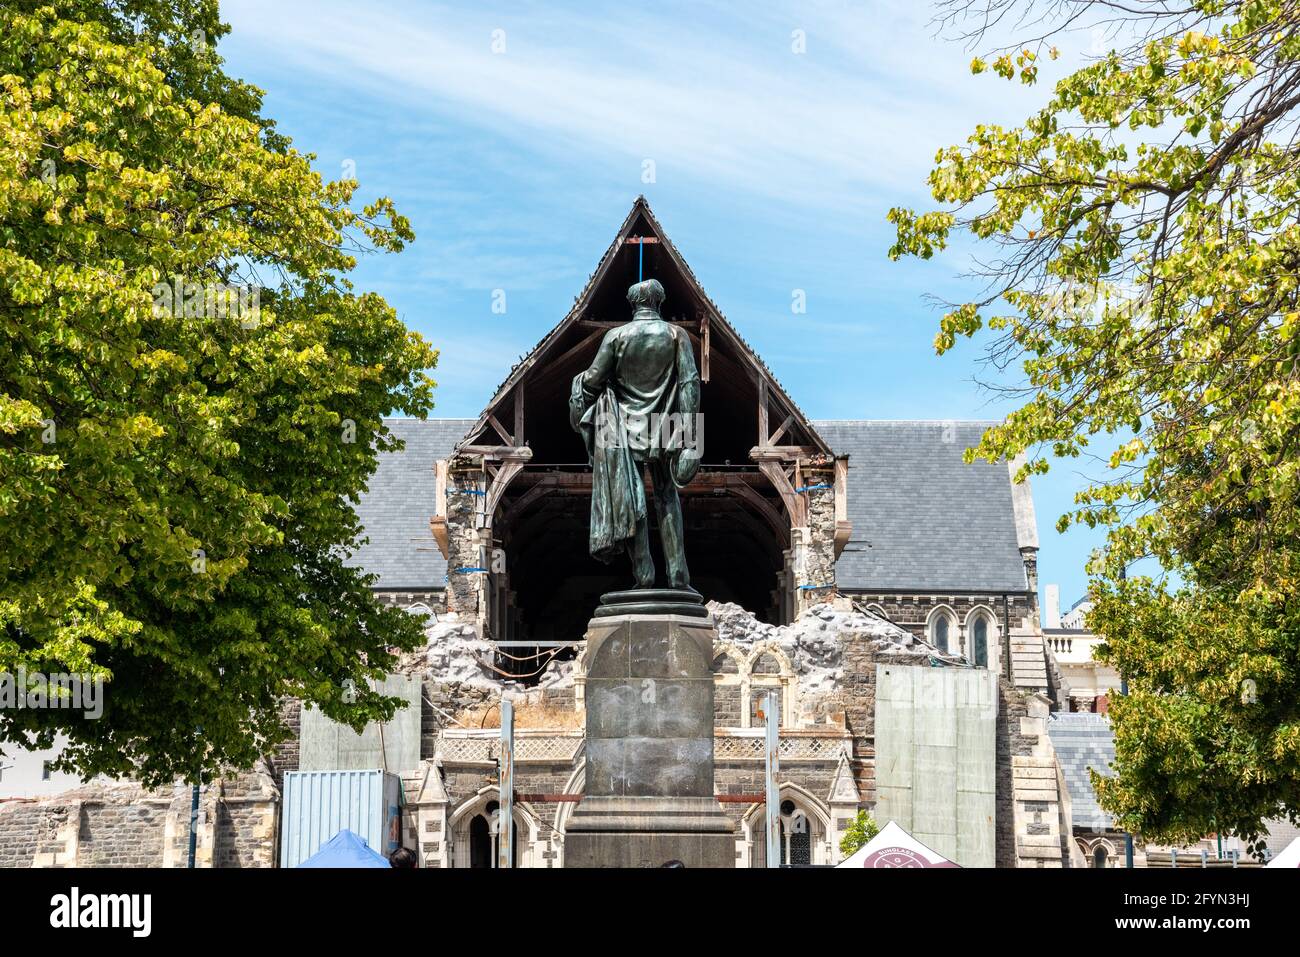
(347, 418, 473, 590)
(1047, 712, 1116, 831)
(814, 420, 1030, 593)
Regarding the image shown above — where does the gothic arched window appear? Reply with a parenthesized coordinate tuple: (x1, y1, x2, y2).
(933, 615, 950, 653)
(973, 616, 989, 667)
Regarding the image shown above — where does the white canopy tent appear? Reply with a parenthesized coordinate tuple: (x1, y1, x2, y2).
(836, 820, 961, 868)
(1266, 835, 1300, 868)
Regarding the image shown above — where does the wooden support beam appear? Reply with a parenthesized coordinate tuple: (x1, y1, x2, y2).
(459, 445, 534, 460)
(728, 481, 789, 541)
(758, 378, 769, 446)
(768, 413, 796, 446)
(547, 327, 606, 372)
(430, 460, 450, 559)
(486, 413, 513, 447)
(757, 459, 805, 527)
(501, 475, 560, 526)
(749, 445, 816, 461)
(485, 459, 526, 529)
(578, 319, 697, 330)
(513, 386, 525, 445)
(699, 312, 711, 384)
(833, 456, 852, 558)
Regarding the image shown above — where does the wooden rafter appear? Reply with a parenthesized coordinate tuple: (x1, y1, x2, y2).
(727, 480, 789, 540)
(485, 460, 526, 530)
(768, 413, 796, 446)
(513, 387, 525, 445)
(756, 459, 805, 527)
(487, 413, 513, 446)
(460, 445, 533, 460)
(453, 197, 834, 461)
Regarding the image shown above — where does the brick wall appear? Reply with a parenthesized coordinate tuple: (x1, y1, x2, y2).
(215, 802, 274, 868)
(0, 802, 65, 867)
(269, 696, 301, 791)
(78, 802, 167, 867)
(0, 768, 278, 869)
(714, 684, 742, 728)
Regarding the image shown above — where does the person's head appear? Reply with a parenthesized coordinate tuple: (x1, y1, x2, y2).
(626, 278, 666, 314)
(660, 859, 686, 868)
(389, 846, 418, 869)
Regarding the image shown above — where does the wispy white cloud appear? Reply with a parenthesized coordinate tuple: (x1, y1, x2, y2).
(221, 0, 1050, 212)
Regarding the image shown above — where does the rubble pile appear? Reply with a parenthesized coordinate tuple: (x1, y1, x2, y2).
(708, 599, 954, 701)
(418, 611, 577, 690)
(415, 600, 956, 701)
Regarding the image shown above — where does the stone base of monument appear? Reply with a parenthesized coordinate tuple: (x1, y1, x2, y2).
(564, 797, 736, 868)
(564, 589, 735, 868)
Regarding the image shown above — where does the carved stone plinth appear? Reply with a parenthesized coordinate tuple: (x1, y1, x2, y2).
(565, 594, 734, 868)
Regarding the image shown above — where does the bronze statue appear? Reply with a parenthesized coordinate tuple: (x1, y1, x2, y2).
(570, 279, 701, 589)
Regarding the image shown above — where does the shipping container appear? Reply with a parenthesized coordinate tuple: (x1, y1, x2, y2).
(279, 769, 403, 868)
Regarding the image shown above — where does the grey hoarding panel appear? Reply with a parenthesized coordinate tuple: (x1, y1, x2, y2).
(874, 664, 996, 868)
(299, 674, 422, 773)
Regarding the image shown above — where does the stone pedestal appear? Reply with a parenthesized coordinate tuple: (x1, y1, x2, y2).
(565, 591, 734, 868)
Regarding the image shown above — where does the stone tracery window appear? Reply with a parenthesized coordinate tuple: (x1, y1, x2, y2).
(781, 800, 812, 866)
(962, 607, 998, 670)
(747, 647, 791, 729)
(927, 607, 956, 654)
(452, 790, 529, 868)
(746, 788, 830, 867)
(972, 615, 989, 667)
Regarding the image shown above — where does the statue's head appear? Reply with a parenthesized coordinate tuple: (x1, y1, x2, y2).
(626, 278, 666, 315)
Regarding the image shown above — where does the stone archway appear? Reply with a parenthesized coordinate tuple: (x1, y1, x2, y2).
(448, 786, 540, 868)
(739, 782, 834, 867)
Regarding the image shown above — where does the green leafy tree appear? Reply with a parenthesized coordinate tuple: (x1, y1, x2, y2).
(839, 810, 880, 857)
(890, 0, 1300, 850)
(0, 2, 438, 786)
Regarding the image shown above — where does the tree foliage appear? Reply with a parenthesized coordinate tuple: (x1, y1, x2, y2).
(839, 809, 881, 857)
(0, 2, 438, 785)
(890, 0, 1300, 848)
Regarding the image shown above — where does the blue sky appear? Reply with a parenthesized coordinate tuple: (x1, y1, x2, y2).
(218, 0, 1112, 612)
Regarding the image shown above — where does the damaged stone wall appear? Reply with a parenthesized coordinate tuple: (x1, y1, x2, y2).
(0, 592, 1068, 868)
(444, 459, 486, 622)
(707, 598, 950, 849)
(791, 483, 838, 617)
(709, 599, 943, 731)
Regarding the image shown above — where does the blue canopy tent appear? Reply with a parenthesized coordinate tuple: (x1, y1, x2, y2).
(297, 828, 391, 868)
